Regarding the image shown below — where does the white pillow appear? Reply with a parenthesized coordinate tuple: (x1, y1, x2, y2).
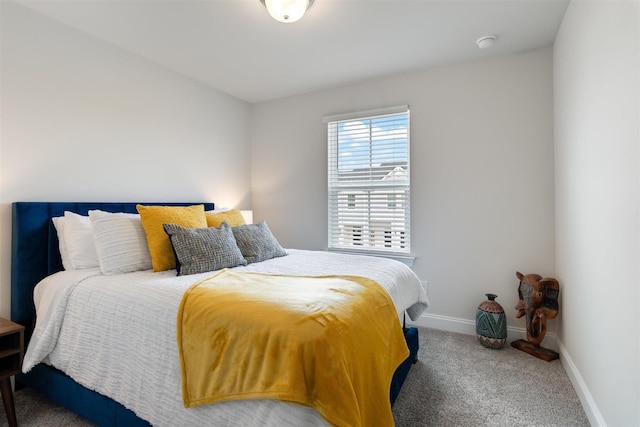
(63, 211, 100, 269)
(89, 210, 152, 275)
(52, 216, 72, 270)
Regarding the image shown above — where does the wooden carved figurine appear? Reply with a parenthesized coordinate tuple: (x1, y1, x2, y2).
(511, 271, 560, 361)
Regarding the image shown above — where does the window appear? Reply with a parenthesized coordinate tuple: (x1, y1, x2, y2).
(325, 105, 410, 255)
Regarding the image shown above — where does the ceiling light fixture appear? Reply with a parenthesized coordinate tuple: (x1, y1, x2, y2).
(476, 35, 497, 49)
(260, 0, 314, 23)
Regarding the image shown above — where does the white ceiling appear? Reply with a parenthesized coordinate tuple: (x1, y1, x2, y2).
(16, 0, 570, 103)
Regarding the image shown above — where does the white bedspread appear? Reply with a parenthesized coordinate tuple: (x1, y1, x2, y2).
(23, 249, 428, 426)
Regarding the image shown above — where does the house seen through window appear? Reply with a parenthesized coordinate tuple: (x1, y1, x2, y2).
(325, 105, 410, 255)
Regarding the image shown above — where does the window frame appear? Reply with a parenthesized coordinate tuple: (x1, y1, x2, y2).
(324, 105, 413, 264)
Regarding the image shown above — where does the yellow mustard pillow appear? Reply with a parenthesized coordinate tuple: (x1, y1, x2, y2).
(137, 204, 207, 272)
(205, 209, 246, 228)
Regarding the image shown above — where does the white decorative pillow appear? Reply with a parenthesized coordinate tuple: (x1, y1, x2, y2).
(89, 210, 152, 275)
(63, 211, 100, 269)
(51, 216, 71, 270)
(52, 216, 72, 270)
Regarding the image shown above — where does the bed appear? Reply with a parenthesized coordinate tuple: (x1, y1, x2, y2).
(11, 201, 429, 426)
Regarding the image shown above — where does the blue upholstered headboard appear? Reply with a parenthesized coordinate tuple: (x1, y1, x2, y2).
(10, 202, 215, 329)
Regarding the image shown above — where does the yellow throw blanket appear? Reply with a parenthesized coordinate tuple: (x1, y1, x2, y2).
(177, 269, 409, 427)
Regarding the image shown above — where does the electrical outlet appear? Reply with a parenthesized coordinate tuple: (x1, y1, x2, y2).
(421, 280, 428, 295)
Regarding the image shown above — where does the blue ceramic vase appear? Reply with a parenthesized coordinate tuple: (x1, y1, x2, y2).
(476, 293, 507, 349)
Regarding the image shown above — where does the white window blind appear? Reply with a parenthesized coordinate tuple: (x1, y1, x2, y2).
(326, 106, 410, 255)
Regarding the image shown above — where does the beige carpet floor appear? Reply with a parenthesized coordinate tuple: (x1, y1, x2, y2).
(1, 327, 589, 426)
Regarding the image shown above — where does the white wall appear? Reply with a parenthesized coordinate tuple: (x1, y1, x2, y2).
(554, 1, 640, 425)
(0, 2, 252, 318)
(251, 47, 556, 338)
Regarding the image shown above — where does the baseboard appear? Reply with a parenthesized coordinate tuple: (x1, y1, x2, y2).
(557, 340, 607, 427)
(407, 312, 558, 352)
(409, 312, 606, 426)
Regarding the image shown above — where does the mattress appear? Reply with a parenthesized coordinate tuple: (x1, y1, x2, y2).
(23, 249, 428, 426)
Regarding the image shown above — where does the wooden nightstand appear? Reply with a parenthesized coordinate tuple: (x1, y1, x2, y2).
(0, 317, 24, 427)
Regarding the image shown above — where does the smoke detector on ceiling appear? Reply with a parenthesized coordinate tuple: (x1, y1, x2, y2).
(476, 35, 497, 49)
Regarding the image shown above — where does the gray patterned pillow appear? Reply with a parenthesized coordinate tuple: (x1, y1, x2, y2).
(163, 222, 247, 275)
(231, 221, 287, 264)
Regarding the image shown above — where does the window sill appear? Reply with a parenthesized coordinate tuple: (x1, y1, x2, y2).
(327, 248, 416, 267)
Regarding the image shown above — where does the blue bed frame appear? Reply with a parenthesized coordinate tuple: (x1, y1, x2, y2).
(11, 201, 418, 426)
